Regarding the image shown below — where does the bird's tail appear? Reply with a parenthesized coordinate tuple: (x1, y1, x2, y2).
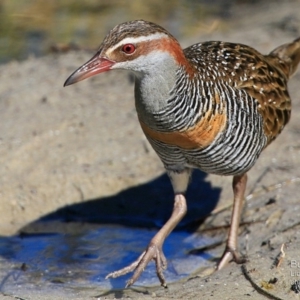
(268, 37, 300, 79)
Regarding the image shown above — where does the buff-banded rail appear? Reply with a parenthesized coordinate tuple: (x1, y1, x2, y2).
(64, 20, 300, 287)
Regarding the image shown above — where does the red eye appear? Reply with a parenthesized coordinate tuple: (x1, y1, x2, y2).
(122, 44, 136, 54)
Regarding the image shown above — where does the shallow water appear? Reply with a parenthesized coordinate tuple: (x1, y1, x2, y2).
(0, 223, 219, 295)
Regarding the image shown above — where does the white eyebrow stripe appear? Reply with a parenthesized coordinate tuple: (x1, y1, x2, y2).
(106, 32, 168, 54)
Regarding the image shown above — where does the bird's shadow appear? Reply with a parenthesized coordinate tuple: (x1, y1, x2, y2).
(23, 169, 221, 230)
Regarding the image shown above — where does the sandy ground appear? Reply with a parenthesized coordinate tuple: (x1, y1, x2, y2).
(1, 1, 300, 299)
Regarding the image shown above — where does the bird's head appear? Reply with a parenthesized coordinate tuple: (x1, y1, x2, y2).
(64, 20, 189, 86)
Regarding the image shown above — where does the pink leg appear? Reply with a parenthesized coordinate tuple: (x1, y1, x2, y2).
(106, 193, 187, 287)
(217, 173, 248, 270)
(106, 169, 191, 287)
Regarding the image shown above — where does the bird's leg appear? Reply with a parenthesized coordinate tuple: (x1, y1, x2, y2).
(106, 169, 191, 287)
(217, 173, 248, 270)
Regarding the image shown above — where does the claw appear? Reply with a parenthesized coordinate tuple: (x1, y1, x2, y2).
(106, 244, 167, 287)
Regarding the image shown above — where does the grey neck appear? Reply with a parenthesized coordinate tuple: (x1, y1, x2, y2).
(134, 54, 179, 130)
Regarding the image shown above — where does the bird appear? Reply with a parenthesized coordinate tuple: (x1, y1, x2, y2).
(64, 20, 300, 288)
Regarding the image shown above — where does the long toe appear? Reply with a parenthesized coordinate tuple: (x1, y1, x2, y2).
(106, 244, 167, 287)
(126, 244, 167, 287)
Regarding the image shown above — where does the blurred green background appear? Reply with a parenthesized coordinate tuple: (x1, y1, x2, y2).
(0, 0, 251, 64)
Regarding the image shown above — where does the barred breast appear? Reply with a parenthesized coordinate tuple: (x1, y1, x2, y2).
(138, 41, 293, 176)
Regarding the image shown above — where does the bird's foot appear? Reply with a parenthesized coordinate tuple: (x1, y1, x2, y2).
(106, 242, 168, 288)
(217, 246, 247, 270)
(106, 193, 188, 287)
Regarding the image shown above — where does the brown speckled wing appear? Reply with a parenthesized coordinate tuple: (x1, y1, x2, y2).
(235, 46, 292, 145)
(184, 39, 300, 146)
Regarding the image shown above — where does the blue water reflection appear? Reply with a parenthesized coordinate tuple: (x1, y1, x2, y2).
(0, 224, 218, 292)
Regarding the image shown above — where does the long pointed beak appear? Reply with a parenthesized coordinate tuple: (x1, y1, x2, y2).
(64, 52, 115, 86)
